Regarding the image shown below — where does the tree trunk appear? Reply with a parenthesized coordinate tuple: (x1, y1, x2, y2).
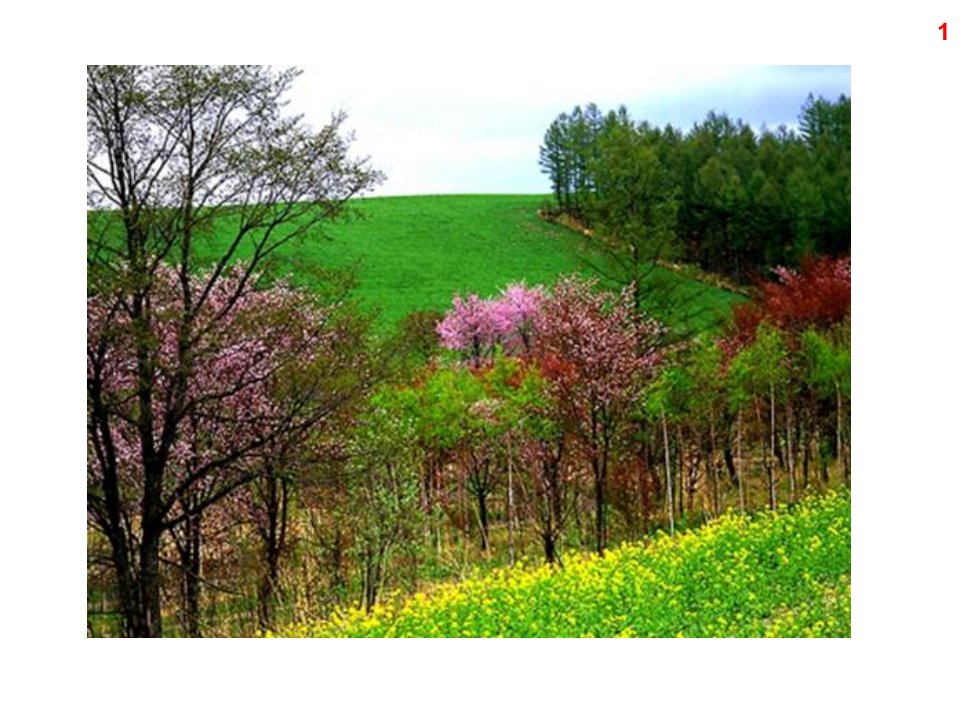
(768, 382, 777, 510)
(543, 530, 557, 565)
(361, 535, 391, 614)
(258, 555, 280, 632)
(590, 432, 610, 556)
(837, 382, 849, 485)
(588, 406, 610, 556)
(477, 488, 490, 553)
(686, 449, 698, 520)
(258, 473, 290, 632)
(708, 409, 720, 516)
(571, 483, 584, 547)
(331, 527, 347, 603)
(507, 444, 515, 565)
(639, 447, 652, 535)
(138, 523, 163, 637)
(587, 404, 614, 555)
(363, 547, 379, 613)
(755, 397, 774, 511)
(106, 531, 142, 638)
(737, 409, 745, 514)
(661, 408, 675, 536)
(786, 401, 796, 503)
(176, 506, 203, 637)
(594, 464, 606, 555)
(724, 444, 738, 490)
(820, 436, 831, 486)
(676, 426, 684, 521)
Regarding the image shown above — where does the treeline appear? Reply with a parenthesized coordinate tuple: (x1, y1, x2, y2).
(538, 96, 850, 279)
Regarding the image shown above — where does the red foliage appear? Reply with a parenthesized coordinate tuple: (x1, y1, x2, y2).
(724, 255, 850, 354)
(722, 303, 768, 358)
(535, 351, 578, 388)
(764, 255, 851, 330)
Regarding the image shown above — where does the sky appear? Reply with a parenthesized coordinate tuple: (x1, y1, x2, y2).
(287, 65, 851, 197)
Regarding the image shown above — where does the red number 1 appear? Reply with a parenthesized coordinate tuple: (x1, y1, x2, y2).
(941, 22, 947, 40)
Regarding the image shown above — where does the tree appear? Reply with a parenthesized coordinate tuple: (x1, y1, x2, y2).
(537, 104, 604, 218)
(800, 94, 851, 255)
(539, 115, 572, 209)
(539, 97, 850, 280)
(585, 118, 680, 324)
(798, 324, 851, 487)
(410, 366, 503, 551)
(725, 254, 851, 352)
(728, 323, 789, 509)
(498, 361, 571, 565)
(242, 310, 375, 632)
(346, 388, 426, 612)
(436, 282, 543, 365)
(89, 266, 346, 635)
(86, 65, 382, 636)
(535, 276, 664, 554)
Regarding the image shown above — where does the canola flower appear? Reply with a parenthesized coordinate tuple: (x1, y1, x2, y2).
(271, 490, 850, 638)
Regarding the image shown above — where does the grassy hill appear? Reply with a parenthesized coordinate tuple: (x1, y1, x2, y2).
(316, 195, 740, 332)
(92, 194, 742, 333)
(271, 490, 851, 638)
(304, 194, 599, 327)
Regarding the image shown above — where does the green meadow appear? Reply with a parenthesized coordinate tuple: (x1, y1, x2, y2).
(184, 194, 741, 332)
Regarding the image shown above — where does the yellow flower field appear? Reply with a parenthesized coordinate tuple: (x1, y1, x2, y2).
(271, 490, 850, 638)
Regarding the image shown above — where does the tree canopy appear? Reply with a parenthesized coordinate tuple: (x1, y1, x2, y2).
(539, 95, 851, 280)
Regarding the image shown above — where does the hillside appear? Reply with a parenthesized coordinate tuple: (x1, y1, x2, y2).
(271, 490, 851, 638)
(326, 195, 741, 331)
(90, 195, 741, 332)
(179, 194, 739, 332)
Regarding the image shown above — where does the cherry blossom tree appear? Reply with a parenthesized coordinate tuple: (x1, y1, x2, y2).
(436, 282, 544, 365)
(87, 65, 381, 637)
(534, 275, 664, 554)
(87, 266, 354, 636)
(435, 276, 665, 555)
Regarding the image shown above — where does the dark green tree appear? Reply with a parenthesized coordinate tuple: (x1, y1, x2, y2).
(539, 97, 851, 279)
(586, 118, 680, 323)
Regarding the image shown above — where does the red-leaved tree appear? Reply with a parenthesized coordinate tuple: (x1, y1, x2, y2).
(725, 254, 851, 353)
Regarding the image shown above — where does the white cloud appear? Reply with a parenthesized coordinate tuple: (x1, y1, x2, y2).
(286, 65, 850, 196)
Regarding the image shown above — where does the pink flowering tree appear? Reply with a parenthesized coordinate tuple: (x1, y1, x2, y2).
(498, 282, 544, 354)
(87, 264, 360, 636)
(436, 282, 544, 365)
(436, 276, 664, 555)
(87, 66, 383, 636)
(533, 275, 664, 554)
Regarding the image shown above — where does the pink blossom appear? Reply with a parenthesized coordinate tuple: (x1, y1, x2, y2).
(88, 262, 340, 510)
(436, 283, 544, 365)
